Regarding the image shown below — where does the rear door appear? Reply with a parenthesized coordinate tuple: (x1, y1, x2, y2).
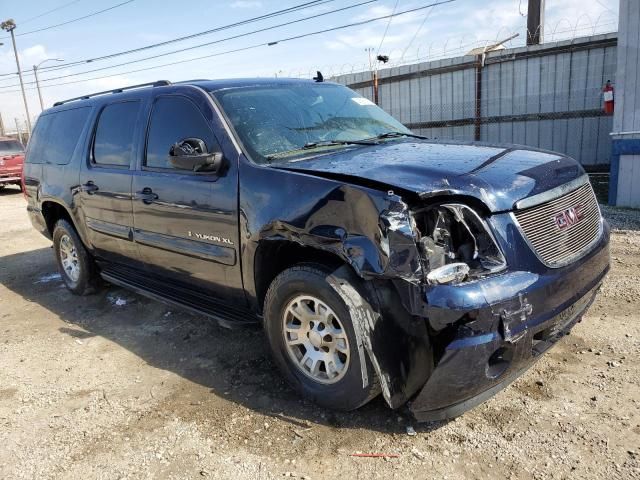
(131, 87, 243, 303)
(78, 100, 144, 265)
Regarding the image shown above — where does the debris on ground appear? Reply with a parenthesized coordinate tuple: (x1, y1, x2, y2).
(0, 193, 638, 479)
(349, 453, 400, 458)
(34, 273, 61, 284)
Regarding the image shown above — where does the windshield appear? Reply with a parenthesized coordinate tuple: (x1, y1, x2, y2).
(0, 139, 24, 154)
(212, 83, 411, 163)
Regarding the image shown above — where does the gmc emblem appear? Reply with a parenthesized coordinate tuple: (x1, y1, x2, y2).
(553, 205, 584, 230)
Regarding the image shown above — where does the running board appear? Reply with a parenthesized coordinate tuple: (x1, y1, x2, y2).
(100, 267, 259, 326)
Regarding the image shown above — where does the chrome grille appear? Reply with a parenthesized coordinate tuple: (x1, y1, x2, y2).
(514, 182, 602, 267)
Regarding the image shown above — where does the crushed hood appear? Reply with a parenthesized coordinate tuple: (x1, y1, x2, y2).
(276, 139, 585, 212)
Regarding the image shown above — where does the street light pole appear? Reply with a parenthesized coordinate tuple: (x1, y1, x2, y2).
(33, 58, 64, 111)
(1, 19, 31, 134)
(33, 66, 44, 112)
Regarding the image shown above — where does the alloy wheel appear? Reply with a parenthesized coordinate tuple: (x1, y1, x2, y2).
(59, 234, 80, 282)
(282, 295, 350, 384)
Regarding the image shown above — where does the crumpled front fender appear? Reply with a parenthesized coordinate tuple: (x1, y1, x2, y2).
(255, 183, 424, 284)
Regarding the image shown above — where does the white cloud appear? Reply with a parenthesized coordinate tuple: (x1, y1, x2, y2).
(0, 0, 620, 129)
(324, 26, 419, 51)
(0, 44, 65, 130)
(82, 75, 134, 91)
(355, 4, 427, 25)
(230, 0, 262, 8)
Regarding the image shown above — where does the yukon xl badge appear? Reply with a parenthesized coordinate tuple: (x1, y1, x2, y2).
(553, 205, 584, 230)
(188, 231, 234, 245)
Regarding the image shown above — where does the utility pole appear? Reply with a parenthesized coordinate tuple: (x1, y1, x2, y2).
(1, 19, 32, 134)
(0, 112, 5, 137)
(33, 58, 64, 111)
(365, 47, 376, 103)
(526, 0, 545, 45)
(365, 48, 390, 105)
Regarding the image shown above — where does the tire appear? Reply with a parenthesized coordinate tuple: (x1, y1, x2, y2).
(52, 219, 98, 295)
(264, 264, 380, 411)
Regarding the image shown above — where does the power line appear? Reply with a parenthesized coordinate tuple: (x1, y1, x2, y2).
(0, 0, 335, 79)
(19, 0, 84, 25)
(0, 0, 135, 39)
(377, 0, 400, 57)
(69, 0, 336, 66)
(0, 0, 378, 89)
(399, 5, 436, 61)
(0, 0, 456, 96)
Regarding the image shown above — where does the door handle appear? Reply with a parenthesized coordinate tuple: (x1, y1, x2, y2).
(136, 187, 158, 204)
(81, 181, 99, 194)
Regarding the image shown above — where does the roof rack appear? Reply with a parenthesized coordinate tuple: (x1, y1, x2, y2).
(53, 80, 172, 107)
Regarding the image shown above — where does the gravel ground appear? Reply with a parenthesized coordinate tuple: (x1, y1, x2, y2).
(0, 185, 638, 480)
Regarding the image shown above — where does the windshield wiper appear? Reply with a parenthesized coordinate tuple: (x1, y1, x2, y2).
(374, 131, 428, 140)
(266, 139, 377, 162)
(303, 139, 377, 148)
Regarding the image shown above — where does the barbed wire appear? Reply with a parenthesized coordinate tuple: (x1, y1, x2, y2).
(284, 14, 618, 79)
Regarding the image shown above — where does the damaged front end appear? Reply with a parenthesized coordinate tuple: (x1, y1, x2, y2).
(257, 164, 609, 421)
(373, 192, 610, 421)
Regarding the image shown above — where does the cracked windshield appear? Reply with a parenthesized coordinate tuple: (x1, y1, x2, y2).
(213, 83, 411, 163)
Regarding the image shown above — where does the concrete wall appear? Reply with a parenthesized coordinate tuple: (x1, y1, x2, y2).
(610, 0, 640, 207)
(333, 34, 618, 169)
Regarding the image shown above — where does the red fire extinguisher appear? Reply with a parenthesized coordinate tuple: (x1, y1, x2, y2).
(603, 80, 614, 115)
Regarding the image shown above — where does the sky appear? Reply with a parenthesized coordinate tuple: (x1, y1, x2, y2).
(0, 0, 619, 132)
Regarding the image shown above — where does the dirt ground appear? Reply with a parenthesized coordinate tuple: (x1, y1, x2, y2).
(0, 185, 639, 480)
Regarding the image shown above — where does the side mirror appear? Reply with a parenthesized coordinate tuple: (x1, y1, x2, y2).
(168, 138, 225, 173)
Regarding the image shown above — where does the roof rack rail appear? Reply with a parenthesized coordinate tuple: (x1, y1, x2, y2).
(53, 80, 172, 107)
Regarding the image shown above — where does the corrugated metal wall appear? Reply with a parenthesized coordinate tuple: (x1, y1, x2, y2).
(610, 0, 640, 207)
(333, 34, 617, 168)
(613, 1, 640, 136)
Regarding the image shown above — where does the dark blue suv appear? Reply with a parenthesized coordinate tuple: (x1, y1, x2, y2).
(23, 79, 610, 421)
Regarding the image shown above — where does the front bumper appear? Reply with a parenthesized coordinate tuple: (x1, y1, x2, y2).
(408, 222, 610, 421)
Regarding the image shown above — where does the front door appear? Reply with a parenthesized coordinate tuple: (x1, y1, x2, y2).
(78, 100, 143, 265)
(132, 89, 243, 303)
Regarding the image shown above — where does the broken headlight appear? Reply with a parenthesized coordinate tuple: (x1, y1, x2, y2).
(416, 204, 506, 284)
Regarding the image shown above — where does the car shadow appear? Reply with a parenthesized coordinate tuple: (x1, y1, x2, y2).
(0, 246, 447, 434)
(0, 185, 22, 196)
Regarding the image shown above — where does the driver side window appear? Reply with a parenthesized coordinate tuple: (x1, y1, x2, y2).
(145, 95, 218, 170)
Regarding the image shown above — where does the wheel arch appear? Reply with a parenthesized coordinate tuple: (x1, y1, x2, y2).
(41, 200, 74, 236)
(40, 200, 91, 250)
(253, 239, 355, 315)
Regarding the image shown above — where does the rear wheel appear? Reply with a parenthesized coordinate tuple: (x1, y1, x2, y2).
(52, 219, 99, 295)
(264, 265, 379, 411)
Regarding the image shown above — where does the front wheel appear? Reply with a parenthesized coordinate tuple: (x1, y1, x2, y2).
(264, 265, 380, 411)
(52, 219, 99, 295)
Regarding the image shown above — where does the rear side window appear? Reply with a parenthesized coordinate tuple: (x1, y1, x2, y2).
(145, 96, 217, 170)
(93, 101, 140, 167)
(26, 106, 91, 164)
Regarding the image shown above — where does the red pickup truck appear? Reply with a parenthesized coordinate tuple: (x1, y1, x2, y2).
(0, 137, 25, 191)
